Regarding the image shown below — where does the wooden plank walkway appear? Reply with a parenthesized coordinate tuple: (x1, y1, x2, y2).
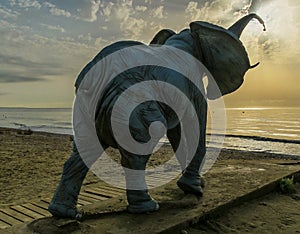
(0, 184, 125, 230)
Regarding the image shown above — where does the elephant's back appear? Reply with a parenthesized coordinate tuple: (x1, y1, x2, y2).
(75, 41, 144, 89)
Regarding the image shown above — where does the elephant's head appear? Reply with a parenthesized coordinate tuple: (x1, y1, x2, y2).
(190, 13, 266, 99)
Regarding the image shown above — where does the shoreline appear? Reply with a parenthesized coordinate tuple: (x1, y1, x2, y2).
(1, 126, 299, 159)
(208, 133, 300, 144)
(2, 126, 300, 144)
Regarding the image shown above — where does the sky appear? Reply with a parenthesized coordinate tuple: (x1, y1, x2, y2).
(0, 0, 299, 108)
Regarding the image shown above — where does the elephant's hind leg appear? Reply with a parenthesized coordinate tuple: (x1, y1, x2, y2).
(48, 142, 104, 219)
(48, 143, 88, 219)
(119, 147, 159, 213)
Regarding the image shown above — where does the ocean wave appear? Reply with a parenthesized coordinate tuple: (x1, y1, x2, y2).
(12, 122, 30, 130)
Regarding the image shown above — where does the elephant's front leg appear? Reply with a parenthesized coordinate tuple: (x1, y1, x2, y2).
(168, 124, 206, 197)
(119, 147, 159, 213)
(167, 123, 186, 170)
(173, 100, 207, 197)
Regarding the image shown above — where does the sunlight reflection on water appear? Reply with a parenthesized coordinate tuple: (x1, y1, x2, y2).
(1, 107, 299, 157)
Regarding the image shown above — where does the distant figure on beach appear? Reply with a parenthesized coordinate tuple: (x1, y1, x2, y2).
(49, 14, 265, 219)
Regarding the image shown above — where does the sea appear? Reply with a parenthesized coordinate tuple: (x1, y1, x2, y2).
(0, 107, 299, 157)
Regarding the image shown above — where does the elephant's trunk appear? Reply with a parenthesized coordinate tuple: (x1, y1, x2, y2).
(228, 13, 266, 38)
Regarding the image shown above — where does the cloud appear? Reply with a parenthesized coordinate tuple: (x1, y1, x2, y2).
(100, 0, 148, 38)
(40, 23, 65, 33)
(0, 52, 73, 84)
(183, 0, 300, 64)
(43, 1, 71, 18)
(0, 0, 298, 107)
(120, 17, 147, 37)
(0, 4, 20, 20)
(0, 53, 36, 67)
(101, 1, 114, 18)
(77, 0, 101, 22)
(185, 0, 253, 25)
(0, 15, 101, 85)
(9, 0, 41, 10)
(94, 36, 108, 48)
(77, 33, 92, 43)
(49, 8, 71, 17)
(241, 0, 300, 63)
(151, 6, 164, 19)
(185, 2, 201, 19)
(135, 5, 147, 12)
(0, 72, 45, 83)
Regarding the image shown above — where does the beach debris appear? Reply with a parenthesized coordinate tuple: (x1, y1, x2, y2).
(17, 128, 33, 135)
(279, 176, 296, 194)
(180, 230, 189, 234)
(13, 123, 33, 135)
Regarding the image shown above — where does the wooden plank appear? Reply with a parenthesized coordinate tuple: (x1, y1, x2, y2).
(93, 186, 124, 195)
(35, 198, 90, 209)
(0, 211, 23, 226)
(41, 198, 51, 204)
(146, 181, 161, 187)
(77, 199, 92, 206)
(95, 188, 124, 197)
(80, 191, 107, 201)
(22, 203, 50, 217)
(99, 185, 125, 193)
(146, 173, 178, 179)
(0, 219, 10, 229)
(78, 194, 101, 203)
(10, 205, 44, 219)
(31, 201, 49, 210)
(0, 208, 32, 223)
(93, 187, 124, 197)
(96, 184, 123, 191)
(84, 188, 113, 198)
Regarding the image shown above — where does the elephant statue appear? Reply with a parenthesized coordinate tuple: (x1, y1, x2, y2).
(48, 13, 265, 219)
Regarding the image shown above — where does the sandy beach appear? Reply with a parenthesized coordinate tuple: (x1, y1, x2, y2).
(0, 127, 181, 206)
(0, 128, 98, 207)
(0, 127, 299, 233)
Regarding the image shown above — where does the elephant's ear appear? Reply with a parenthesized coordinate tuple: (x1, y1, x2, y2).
(150, 29, 176, 45)
(190, 14, 265, 100)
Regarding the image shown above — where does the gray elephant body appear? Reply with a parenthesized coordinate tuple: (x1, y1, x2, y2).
(48, 14, 265, 218)
(87, 30, 207, 154)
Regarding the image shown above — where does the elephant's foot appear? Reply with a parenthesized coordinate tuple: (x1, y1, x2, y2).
(126, 190, 159, 213)
(177, 174, 205, 197)
(127, 199, 159, 214)
(48, 203, 83, 220)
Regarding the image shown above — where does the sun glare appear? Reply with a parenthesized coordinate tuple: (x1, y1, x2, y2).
(256, 1, 295, 37)
(239, 0, 295, 39)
